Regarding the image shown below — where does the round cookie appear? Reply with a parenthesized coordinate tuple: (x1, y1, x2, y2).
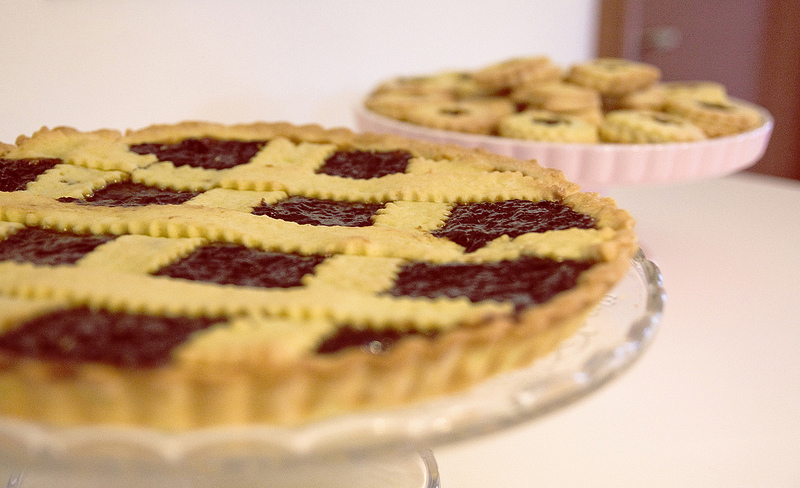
(365, 91, 454, 121)
(511, 81, 601, 112)
(559, 106, 605, 126)
(604, 83, 668, 112)
(385, 70, 494, 99)
(444, 72, 496, 99)
(599, 109, 707, 143)
(498, 110, 599, 143)
(664, 97, 763, 137)
(370, 71, 471, 97)
(472, 56, 562, 92)
(567, 58, 661, 97)
(661, 80, 729, 104)
(402, 98, 515, 134)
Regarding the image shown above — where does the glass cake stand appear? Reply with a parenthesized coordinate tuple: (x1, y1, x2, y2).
(1, 251, 664, 488)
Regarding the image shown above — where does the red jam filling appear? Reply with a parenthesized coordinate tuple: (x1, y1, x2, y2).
(0, 158, 62, 192)
(433, 200, 596, 252)
(316, 325, 438, 355)
(130, 138, 268, 170)
(317, 255, 595, 355)
(440, 108, 469, 117)
(252, 196, 383, 227)
(0, 228, 116, 265)
(152, 243, 327, 288)
(58, 181, 201, 207)
(388, 256, 594, 313)
(316, 150, 412, 179)
(534, 117, 568, 126)
(0, 307, 220, 368)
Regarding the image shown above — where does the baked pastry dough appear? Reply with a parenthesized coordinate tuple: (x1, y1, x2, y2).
(0, 121, 637, 429)
(499, 110, 599, 143)
(664, 97, 763, 137)
(567, 58, 661, 97)
(599, 110, 707, 143)
(401, 98, 515, 134)
(473, 56, 562, 92)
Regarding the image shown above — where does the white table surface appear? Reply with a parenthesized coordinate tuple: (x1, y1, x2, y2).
(435, 171, 800, 487)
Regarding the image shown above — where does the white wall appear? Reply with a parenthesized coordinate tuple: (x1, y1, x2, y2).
(0, 0, 599, 143)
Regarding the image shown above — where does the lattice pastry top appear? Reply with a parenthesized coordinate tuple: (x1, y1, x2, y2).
(0, 121, 636, 429)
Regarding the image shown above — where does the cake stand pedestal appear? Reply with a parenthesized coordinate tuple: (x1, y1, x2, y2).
(4, 449, 439, 488)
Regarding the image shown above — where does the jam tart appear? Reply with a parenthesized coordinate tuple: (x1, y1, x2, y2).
(0, 121, 637, 429)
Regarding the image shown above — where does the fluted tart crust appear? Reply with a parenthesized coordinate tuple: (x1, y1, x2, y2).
(0, 121, 636, 429)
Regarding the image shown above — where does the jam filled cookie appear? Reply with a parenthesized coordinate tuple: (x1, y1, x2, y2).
(0, 121, 638, 428)
(604, 84, 668, 112)
(599, 109, 707, 143)
(364, 91, 454, 121)
(472, 56, 563, 93)
(363, 55, 763, 141)
(403, 98, 515, 134)
(664, 97, 762, 137)
(510, 81, 602, 113)
(567, 58, 661, 97)
(498, 110, 600, 143)
(560, 106, 605, 126)
(372, 71, 488, 99)
(661, 80, 729, 104)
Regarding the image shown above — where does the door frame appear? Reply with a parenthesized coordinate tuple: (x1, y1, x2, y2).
(596, 0, 800, 180)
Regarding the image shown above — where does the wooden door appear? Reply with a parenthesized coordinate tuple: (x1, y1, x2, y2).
(597, 0, 800, 181)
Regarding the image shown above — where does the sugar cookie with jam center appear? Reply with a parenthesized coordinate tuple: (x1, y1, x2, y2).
(403, 98, 515, 134)
(664, 97, 762, 137)
(472, 56, 562, 92)
(661, 80, 729, 104)
(511, 81, 602, 113)
(371, 71, 488, 99)
(599, 109, 707, 143)
(498, 110, 600, 143)
(365, 91, 454, 121)
(567, 58, 661, 97)
(604, 83, 668, 112)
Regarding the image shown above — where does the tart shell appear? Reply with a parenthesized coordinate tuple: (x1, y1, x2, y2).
(0, 122, 637, 429)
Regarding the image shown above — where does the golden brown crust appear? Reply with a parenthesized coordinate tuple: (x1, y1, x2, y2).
(0, 142, 14, 157)
(0, 121, 636, 429)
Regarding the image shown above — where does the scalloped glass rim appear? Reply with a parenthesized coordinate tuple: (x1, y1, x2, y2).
(1, 251, 664, 467)
(353, 100, 773, 188)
